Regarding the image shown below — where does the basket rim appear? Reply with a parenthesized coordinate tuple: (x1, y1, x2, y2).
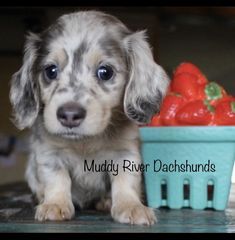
(139, 126, 235, 142)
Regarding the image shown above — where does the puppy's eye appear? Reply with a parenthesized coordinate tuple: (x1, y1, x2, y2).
(96, 65, 113, 81)
(44, 65, 58, 81)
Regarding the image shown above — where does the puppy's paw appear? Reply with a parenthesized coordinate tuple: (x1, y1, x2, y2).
(35, 202, 75, 221)
(95, 197, 112, 212)
(111, 203, 156, 225)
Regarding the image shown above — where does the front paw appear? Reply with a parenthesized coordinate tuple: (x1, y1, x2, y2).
(111, 203, 156, 225)
(35, 202, 75, 221)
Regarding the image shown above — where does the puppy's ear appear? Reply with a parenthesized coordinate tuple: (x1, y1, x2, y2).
(9, 33, 41, 130)
(123, 30, 169, 124)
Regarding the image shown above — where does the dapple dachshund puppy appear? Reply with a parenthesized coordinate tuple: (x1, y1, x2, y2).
(10, 10, 169, 225)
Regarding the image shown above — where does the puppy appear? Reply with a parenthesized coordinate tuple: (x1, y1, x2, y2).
(9, 10, 169, 225)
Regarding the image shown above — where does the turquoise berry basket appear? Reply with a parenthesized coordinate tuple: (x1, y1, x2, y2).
(139, 126, 235, 210)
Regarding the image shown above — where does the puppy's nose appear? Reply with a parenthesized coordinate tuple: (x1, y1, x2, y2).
(57, 102, 86, 128)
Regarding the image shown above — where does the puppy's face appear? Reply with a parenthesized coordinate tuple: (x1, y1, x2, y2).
(38, 16, 129, 138)
(10, 11, 169, 139)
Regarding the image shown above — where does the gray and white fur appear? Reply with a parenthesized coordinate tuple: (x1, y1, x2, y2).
(9, 10, 169, 225)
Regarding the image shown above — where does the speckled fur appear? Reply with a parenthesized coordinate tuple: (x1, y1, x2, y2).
(9, 10, 169, 225)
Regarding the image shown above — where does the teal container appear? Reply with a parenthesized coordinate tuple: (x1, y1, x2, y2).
(139, 126, 235, 210)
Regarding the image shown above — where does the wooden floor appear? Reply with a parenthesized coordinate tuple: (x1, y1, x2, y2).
(0, 182, 235, 233)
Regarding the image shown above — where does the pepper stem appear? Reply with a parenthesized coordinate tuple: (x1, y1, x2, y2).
(204, 99, 215, 112)
(205, 82, 222, 100)
(231, 101, 235, 113)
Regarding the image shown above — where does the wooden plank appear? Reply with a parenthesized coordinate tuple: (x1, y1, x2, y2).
(0, 182, 235, 233)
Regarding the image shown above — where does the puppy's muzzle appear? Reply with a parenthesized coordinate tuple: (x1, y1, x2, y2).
(57, 102, 86, 128)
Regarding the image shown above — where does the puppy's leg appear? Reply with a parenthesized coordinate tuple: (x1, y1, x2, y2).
(35, 168, 75, 221)
(95, 193, 112, 212)
(110, 156, 156, 225)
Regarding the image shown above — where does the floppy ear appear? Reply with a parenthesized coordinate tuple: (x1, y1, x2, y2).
(9, 33, 41, 130)
(123, 30, 170, 124)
